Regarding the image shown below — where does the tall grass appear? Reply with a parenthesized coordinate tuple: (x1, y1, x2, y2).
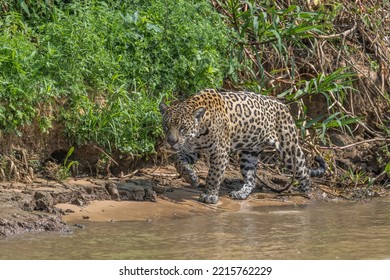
(213, 0, 389, 144)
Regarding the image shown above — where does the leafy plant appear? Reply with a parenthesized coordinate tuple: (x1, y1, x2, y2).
(385, 163, 390, 177)
(214, 0, 327, 87)
(279, 68, 359, 142)
(57, 146, 78, 181)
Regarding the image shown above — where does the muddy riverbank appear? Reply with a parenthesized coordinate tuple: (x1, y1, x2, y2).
(1, 162, 388, 237)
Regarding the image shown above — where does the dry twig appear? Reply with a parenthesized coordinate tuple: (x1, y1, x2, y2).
(320, 137, 389, 151)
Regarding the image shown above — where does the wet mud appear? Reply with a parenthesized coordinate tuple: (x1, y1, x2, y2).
(1, 159, 388, 237)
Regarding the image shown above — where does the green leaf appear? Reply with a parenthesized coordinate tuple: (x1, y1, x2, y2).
(385, 162, 390, 176)
(19, 0, 30, 16)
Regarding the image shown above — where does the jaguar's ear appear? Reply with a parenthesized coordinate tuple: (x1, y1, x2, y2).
(159, 102, 169, 114)
(193, 107, 206, 123)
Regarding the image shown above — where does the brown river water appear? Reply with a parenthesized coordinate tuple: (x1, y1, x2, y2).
(1, 198, 390, 259)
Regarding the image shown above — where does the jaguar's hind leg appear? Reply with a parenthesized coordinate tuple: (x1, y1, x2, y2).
(175, 152, 200, 188)
(274, 134, 311, 192)
(289, 146, 311, 192)
(230, 151, 259, 200)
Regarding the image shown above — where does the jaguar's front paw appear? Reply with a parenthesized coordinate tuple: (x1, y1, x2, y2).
(181, 171, 200, 188)
(198, 193, 219, 204)
(229, 190, 250, 200)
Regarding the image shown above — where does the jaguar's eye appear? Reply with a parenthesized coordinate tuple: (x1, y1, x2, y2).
(179, 127, 186, 134)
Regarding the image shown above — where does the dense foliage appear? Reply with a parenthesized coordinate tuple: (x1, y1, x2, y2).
(0, 0, 234, 154)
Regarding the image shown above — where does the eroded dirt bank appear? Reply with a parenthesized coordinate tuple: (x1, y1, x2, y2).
(2, 162, 388, 238)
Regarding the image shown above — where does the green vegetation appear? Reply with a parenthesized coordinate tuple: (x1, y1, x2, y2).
(58, 146, 78, 180)
(0, 0, 233, 154)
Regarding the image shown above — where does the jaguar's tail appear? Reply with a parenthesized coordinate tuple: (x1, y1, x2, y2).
(309, 156, 326, 177)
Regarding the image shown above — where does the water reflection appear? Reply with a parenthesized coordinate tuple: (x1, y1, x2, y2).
(1, 199, 390, 259)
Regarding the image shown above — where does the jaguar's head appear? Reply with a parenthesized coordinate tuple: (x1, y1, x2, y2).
(159, 101, 205, 152)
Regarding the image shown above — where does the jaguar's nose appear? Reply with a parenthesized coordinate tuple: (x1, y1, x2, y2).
(167, 134, 180, 151)
(167, 134, 178, 146)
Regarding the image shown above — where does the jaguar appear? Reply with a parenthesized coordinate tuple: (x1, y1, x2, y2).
(159, 89, 326, 204)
